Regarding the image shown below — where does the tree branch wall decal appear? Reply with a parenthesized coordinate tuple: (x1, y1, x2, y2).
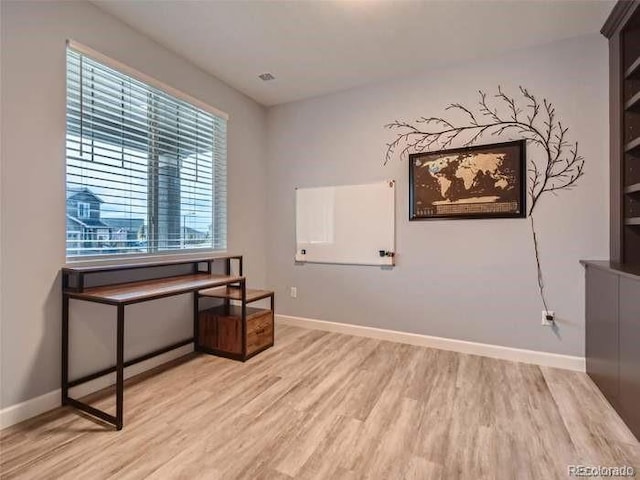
(384, 86, 584, 313)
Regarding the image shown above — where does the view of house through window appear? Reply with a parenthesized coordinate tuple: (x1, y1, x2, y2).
(66, 47, 227, 257)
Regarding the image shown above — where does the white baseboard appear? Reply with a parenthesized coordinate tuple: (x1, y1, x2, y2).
(0, 390, 61, 431)
(276, 314, 585, 372)
(0, 343, 193, 430)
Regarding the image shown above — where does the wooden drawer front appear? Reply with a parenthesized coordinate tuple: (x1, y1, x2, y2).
(247, 311, 273, 355)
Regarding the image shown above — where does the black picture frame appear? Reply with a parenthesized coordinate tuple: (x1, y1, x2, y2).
(409, 140, 527, 221)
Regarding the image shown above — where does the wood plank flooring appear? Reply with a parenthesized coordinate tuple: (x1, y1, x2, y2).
(1, 325, 639, 479)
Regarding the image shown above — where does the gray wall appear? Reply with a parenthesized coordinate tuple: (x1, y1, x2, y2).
(0, 2, 610, 411)
(0, 1, 268, 408)
(266, 34, 609, 357)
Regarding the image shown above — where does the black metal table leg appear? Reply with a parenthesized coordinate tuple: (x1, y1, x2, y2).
(270, 293, 275, 346)
(116, 304, 125, 430)
(193, 291, 200, 351)
(241, 278, 247, 359)
(61, 294, 69, 405)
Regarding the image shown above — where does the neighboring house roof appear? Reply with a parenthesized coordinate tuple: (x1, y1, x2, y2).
(67, 186, 104, 203)
(66, 216, 85, 230)
(184, 226, 206, 237)
(66, 214, 109, 229)
(102, 218, 145, 231)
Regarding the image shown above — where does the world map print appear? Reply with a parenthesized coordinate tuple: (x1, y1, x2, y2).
(410, 142, 524, 219)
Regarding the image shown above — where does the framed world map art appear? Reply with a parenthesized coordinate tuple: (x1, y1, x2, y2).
(409, 140, 526, 220)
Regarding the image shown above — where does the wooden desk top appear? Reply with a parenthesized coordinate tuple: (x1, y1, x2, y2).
(65, 273, 243, 305)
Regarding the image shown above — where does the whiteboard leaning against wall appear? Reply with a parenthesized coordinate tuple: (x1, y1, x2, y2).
(295, 181, 396, 266)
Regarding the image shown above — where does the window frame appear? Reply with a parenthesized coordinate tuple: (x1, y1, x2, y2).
(65, 40, 229, 264)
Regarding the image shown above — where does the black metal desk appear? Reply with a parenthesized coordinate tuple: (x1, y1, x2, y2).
(61, 255, 243, 430)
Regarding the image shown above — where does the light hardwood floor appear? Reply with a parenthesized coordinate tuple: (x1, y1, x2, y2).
(1, 325, 639, 479)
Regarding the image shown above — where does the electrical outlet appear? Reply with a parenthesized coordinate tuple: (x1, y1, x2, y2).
(541, 310, 555, 326)
(290, 287, 297, 298)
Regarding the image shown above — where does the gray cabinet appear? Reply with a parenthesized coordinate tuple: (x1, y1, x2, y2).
(586, 267, 619, 403)
(619, 277, 640, 436)
(584, 261, 640, 440)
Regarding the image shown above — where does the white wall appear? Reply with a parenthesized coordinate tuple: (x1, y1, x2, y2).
(0, 0, 268, 408)
(266, 34, 609, 357)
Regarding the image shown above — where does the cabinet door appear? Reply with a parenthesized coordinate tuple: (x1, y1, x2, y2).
(619, 276, 640, 439)
(586, 267, 619, 403)
(217, 316, 242, 354)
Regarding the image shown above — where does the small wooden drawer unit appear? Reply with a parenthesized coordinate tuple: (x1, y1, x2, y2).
(246, 308, 273, 354)
(198, 303, 274, 361)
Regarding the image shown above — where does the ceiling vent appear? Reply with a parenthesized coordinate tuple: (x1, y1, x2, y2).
(258, 73, 275, 81)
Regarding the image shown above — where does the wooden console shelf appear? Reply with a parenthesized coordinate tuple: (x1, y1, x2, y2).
(625, 217, 640, 225)
(67, 273, 242, 304)
(61, 254, 274, 430)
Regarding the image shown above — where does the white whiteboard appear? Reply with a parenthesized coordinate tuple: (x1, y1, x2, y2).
(295, 181, 395, 266)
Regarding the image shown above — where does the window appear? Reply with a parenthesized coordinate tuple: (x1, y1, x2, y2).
(65, 44, 227, 258)
(77, 202, 90, 219)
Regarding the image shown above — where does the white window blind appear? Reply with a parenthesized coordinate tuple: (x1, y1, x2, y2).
(65, 46, 227, 258)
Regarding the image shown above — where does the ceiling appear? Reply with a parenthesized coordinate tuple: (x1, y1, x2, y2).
(92, 0, 614, 107)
